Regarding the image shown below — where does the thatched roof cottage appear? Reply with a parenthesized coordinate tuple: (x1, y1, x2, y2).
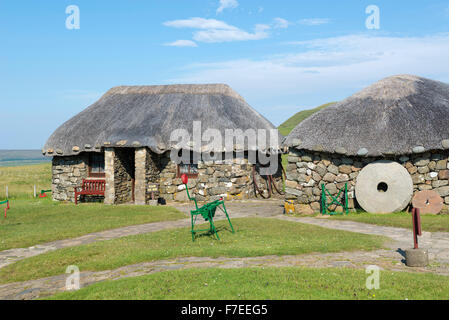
(283, 75, 449, 214)
(44, 84, 283, 204)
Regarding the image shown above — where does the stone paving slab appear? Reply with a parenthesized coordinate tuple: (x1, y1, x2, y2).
(1, 199, 449, 300)
(0, 200, 284, 269)
(2, 249, 448, 300)
(274, 216, 449, 264)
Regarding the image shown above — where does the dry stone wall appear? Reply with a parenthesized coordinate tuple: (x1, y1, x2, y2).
(51, 154, 88, 202)
(285, 149, 449, 214)
(156, 153, 282, 203)
(52, 149, 283, 205)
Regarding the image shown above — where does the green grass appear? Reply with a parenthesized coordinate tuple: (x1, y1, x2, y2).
(46, 267, 449, 300)
(0, 163, 51, 199)
(329, 211, 449, 233)
(279, 102, 336, 169)
(0, 198, 186, 251)
(0, 218, 387, 284)
(278, 102, 336, 136)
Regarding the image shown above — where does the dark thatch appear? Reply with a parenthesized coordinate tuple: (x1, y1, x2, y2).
(44, 84, 282, 156)
(284, 75, 449, 156)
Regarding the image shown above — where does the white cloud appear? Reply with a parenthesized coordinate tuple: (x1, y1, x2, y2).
(164, 40, 198, 47)
(164, 18, 270, 43)
(163, 18, 237, 30)
(273, 18, 289, 29)
(299, 18, 331, 26)
(194, 24, 270, 43)
(167, 34, 449, 124)
(217, 0, 239, 14)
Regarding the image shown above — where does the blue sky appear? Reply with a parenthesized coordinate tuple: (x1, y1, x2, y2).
(1, 0, 449, 149)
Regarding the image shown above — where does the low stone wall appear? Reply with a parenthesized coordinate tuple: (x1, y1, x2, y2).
(51, 154, 88, 202)
(285, 149, 449, 214)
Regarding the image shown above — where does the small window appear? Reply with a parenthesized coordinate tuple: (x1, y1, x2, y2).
(89, 153, 105, 178)
(177, 163, 198, 178)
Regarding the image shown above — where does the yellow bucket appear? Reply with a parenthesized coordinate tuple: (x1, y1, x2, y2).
(284, 200, 295, 214)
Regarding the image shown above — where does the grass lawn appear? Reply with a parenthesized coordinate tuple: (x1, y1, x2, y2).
(46, 267, 449, 300)
(0, 198, 186, 251)
(0, 218, 387, 284)
(0, 163, 51, 199)
(277, 102, 335, 136)
(328, 211, 449, 233)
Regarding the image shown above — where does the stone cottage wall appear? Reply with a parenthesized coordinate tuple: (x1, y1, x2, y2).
(51, 154, 89, 202)
(53, 148, 283, 205)
(156, 152, 282, 203)
(285, 149, 449, 214)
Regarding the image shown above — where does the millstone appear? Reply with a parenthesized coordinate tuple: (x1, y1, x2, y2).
(355, 160, 413, 213)
(412, 190, 443, 215)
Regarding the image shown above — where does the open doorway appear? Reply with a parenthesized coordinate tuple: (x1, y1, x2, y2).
(114, 148, 135, 204)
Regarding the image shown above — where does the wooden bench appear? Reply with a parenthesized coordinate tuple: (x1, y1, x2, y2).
(75, 179, 106, 204)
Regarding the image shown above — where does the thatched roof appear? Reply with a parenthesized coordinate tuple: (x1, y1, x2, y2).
(284, 75, 449, 156)
(44, 84, 282, 156)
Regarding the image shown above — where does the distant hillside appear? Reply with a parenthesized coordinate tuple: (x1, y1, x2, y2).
(278, 102, 336, 136)
(0, 150, 50, 167)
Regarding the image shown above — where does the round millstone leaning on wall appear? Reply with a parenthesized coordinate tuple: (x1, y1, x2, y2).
(355, 160, 413, 214)
(283, 149, 449, 214)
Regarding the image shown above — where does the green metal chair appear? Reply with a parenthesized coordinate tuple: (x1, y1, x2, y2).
(181, 174, 234, 241)
(321, 182, 349, 215)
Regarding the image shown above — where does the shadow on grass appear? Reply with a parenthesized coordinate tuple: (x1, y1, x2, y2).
(192, 225, 235, 241)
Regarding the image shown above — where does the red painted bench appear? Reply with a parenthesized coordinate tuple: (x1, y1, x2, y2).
(75, 179, 106, 204)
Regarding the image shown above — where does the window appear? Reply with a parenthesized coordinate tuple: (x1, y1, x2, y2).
(177, 163, 198, 178)
(88, 153, 105, 178)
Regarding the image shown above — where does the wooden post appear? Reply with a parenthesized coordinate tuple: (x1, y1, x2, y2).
(34, 185, 37, 198)
(412, 207, 422, 249)
(5, 186, 8, 199)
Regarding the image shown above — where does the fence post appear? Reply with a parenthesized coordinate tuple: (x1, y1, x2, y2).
(34, 185, 37, 198)
(6, 186, 8, 199)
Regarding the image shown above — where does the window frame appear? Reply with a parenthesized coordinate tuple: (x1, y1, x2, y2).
(177, 163, 199, 179)
(88, 152, 106, 178)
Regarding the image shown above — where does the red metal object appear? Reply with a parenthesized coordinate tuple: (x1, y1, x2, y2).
(75, 179, 106, 204)
(181, 174, 188, 185)
(412, 190, 443, 214)
(38, 193, 47, 198)
(3, 200, 9, 219)
(412, 207, 422, 249)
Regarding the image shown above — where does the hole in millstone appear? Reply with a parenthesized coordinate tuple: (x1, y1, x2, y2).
(377, 182, 388, 193)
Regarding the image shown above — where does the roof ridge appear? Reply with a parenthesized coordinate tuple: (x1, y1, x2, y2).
(103, 84, 245, 101)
